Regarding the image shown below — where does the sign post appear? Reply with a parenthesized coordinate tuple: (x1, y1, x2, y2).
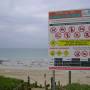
(69, 71, 71, 84)
(52, 70, 55, 90)
(51, 70, 56, 90)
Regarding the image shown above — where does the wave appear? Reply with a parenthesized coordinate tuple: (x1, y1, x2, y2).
(0, 58, 49, 69)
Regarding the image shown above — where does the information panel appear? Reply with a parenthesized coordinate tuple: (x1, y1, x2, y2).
(49, 9, 90, 70)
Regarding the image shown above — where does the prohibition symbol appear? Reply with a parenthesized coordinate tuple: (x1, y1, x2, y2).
(50, 27, 57, 33)
(74, 32, 81, 38)
(78, 25, 85, 32)
(81, 51, 88, 57)
(64, 32, 71, 39)
(84, 31, 90, 38)
(55, 32, 62, 39)
(69, 26, 75, 33)
(59, 26, 66, 33)
(74, 51, 80, 57)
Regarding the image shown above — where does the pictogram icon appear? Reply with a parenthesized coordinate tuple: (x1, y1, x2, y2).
(57, 50, 62, 56)
(64, 32, 71, 39)
(81, 51, 88, 57)
(78, 25, 85, 32)
(74, 51, 80, 57)
(59, 26, 66, 33)
(69, 26, 75, 33)
(55, 32, 62, 39)
(50, 40, 56, 47)
(50, 50, 55, 57)
(74, 32, 81, 38)
(84, 31, 90, 38)
(64, 50, 69, 57)
(50, 27, 57, 33)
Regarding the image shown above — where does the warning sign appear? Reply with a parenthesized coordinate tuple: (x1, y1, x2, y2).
(81, 51, 88, 57)
(84, 31, 90, 38)
(74, 51, 80, 57)
(59, 26, 66, 33)
(55, 32, 62, 39)
(64, 32, 71, 39)
(49, 9, 90, 70)
(74, 32, 81, 38)
(50, 27, 57, 33)
(69, 26, 75, 33)
(78, 25, 85, 32)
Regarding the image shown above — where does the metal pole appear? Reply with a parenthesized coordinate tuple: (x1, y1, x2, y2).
(69, 71, 71, 84)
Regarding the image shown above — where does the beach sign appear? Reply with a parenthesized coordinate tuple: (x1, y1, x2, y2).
(49, 9, 90, 70)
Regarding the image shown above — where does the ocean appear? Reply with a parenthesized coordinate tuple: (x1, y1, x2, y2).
(0, 48, 49, 69)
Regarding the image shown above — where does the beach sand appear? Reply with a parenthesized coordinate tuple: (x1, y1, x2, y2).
(0, 68, 90, 86)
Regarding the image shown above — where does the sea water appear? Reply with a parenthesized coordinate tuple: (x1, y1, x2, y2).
(0, 48, 49, 69)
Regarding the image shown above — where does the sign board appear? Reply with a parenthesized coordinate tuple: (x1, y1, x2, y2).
(48, 9, 90, 70)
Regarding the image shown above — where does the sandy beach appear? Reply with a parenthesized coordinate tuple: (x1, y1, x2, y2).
(0, 67, 90, 86)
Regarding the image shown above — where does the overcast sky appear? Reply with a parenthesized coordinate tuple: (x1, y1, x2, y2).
(0, 0, 90, 48)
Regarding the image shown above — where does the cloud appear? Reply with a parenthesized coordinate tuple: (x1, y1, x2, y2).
(0, 0, 90, 48)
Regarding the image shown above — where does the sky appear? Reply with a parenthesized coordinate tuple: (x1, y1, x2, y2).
(0, 0, 90, 48)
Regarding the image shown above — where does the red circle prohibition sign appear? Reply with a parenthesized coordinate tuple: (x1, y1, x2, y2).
(84, 31, 90, 38)
(59, 26, 66, 33)
(69, 26, 75, 33)
(81, 51, 88, 57)
(78, 25, 85, 32)
(50, 27, 57, 33)
(64, 32, 71, 39)
(74, 32, 81, 38)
